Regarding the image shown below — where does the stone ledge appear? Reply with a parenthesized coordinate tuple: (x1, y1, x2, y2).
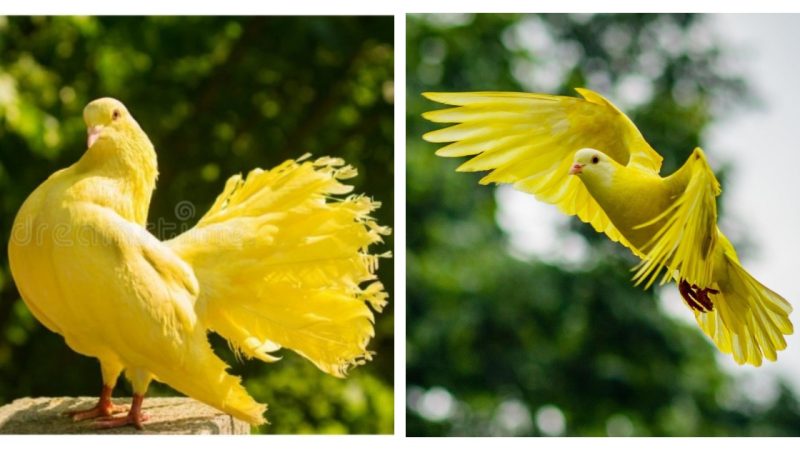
(0, 397, 251, 435)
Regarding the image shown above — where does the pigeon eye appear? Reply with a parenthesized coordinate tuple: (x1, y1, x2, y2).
(112, 109, 121, 121)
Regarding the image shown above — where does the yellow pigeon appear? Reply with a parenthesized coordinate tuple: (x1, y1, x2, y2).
(7, 98, 390, 429)
(422, 88, 792, 367)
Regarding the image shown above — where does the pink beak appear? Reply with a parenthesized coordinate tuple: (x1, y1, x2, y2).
(569, 163, 584, 175)
(87, 125, 103, 148)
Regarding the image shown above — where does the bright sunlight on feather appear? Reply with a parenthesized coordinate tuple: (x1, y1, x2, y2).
(7, 98, 390, 429)
(422, 88, 792, 367)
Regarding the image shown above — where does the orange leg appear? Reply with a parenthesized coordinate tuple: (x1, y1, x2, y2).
(93, 394, 149, 430)
(66, 385, 128, 421)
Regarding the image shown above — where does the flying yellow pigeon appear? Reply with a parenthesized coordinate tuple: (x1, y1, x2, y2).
(422, 88, 792, 366)
(7, 98, 390, 429)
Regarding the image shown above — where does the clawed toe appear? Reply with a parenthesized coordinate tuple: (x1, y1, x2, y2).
(65, 385, 129, 422)
(66, 403, 129, 422)
(93, 411, 149, 430)
(90, 393, 148, 430)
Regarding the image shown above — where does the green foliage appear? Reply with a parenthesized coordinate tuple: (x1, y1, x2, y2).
(0, 16, 393, 434)
(407, 13, 800, 436)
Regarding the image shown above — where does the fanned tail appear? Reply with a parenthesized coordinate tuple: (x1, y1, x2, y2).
(168, 155, 390, 377)
(693, 252, 793, 366)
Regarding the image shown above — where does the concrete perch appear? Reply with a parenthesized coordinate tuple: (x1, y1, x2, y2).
(0, 397, 251, 434)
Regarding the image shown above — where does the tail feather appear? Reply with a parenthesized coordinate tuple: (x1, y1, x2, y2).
(153, 335, 267, 425)
(695, 254, 793, 366)
(168, 155, 390, 378)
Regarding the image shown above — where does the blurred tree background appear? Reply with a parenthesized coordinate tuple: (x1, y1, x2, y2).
(407, 13, 800, 437)
(0, 16, 393, 434)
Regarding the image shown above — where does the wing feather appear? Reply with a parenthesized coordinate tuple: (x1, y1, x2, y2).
(423, 88, 662, 253)
(631, 148, 720, 288)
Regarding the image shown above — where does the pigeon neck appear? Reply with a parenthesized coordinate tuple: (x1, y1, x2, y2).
(77, 131, 158, 224)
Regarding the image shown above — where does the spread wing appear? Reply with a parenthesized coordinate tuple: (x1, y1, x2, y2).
(632, 147, 720, 289)
(422, 88, 663, 254)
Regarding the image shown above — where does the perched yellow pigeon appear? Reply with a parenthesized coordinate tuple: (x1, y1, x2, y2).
(422, 88, 793, 367)
(7, 98, 390, 429)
